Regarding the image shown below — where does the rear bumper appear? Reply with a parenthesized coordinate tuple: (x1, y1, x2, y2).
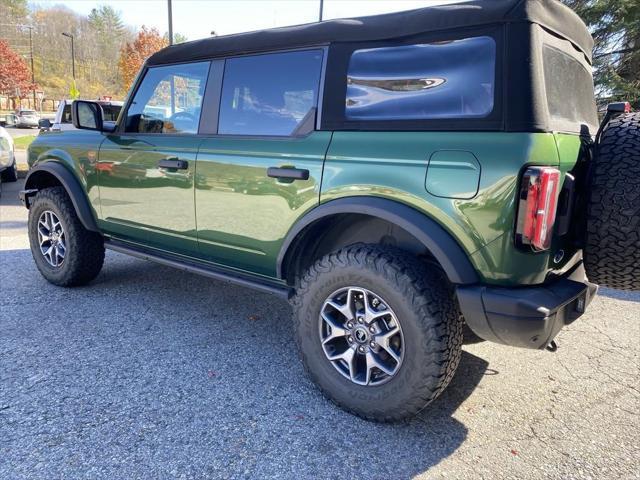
(457, 263, 597, 349)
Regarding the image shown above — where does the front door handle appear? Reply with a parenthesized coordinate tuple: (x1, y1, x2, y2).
(267, 167, 309, 181)
(158, 158, 189, 170)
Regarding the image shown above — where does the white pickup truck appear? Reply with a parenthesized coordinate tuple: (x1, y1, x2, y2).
(39, 99, 123, 132)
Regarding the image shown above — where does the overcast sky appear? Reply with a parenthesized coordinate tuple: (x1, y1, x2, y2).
(30, 0, 459, 41)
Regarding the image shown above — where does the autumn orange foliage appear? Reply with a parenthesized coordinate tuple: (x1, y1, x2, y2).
(118, 26, 168, 93)
(0, 40, 37, 98)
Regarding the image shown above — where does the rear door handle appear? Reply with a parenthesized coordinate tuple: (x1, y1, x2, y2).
(267, 167, 309, 181)
(158, 158, 189, 170)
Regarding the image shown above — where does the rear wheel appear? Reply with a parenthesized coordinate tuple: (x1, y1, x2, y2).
(292, 244, 463, 422)
(28, 186, 105, 286)
(584, 112, 640, 290)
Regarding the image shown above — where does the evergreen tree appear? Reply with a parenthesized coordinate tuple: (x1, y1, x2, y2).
(563, 0, 640, 107)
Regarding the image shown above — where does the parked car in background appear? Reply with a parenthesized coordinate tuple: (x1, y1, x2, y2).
(0, 113, 17, 128)
(39, 99, 123, 132)
(15, 110, 40, 128)
(0, 125, 18, 183)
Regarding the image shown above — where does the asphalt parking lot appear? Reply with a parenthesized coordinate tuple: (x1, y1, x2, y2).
(1, 179, 638, 480)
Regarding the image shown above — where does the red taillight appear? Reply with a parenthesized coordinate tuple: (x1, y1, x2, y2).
(515, 167, 561, 251)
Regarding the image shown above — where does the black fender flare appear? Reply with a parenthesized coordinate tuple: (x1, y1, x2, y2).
(24, 162, 100, 232)
(277, 196, 479, 285)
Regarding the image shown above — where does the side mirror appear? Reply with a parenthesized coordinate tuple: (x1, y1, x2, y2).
(38, 119, 52, 130)
(72, 100, 104, 131)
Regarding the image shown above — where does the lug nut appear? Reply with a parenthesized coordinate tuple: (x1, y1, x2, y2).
(370, 341, 376, 348)
(357, 317, 364, 324)
(358, 346, 365, 353)
(347, 322, 353, 329)
(347, 336, 354, 343)
(369, 326, 375, 333)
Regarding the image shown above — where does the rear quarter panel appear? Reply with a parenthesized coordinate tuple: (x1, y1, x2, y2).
(322, 131, 567, 285)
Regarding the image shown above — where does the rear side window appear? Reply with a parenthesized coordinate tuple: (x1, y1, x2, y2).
(542, 45, 598, 129)
(125, 61, 210, 134)
(218, 49, 323, 136)
(346, 36, 495, 121)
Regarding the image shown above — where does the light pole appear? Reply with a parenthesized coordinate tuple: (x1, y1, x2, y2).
(21, 25, 37, 109)
(319, 0, 324, 21)
(167, 0, 173, 45)
(61, 32, 75, 80)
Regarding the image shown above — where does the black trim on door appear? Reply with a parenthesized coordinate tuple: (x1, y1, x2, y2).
(199, 60, 225, 135)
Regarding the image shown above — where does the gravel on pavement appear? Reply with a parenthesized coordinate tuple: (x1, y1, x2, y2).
(1, 179, 638, 479)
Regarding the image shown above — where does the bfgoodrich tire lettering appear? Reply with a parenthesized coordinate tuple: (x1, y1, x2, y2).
(292, 244, 463, 422)
(584, 112, 640, 290)
(28, 186, 105, 286)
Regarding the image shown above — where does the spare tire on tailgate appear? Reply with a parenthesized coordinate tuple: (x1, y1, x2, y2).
(584, 112, 640, 291)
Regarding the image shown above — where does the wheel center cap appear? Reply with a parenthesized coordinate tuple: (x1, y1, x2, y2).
(354, 327, 369, 344)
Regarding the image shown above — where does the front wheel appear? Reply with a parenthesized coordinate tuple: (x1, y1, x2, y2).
(292, 244, 463, 422)
(28, 186, 105, 286)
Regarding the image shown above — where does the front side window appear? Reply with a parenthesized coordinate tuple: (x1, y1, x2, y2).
(218, 49, 324, 136)
(102, 105, 122, 122)
(346, 36, 496, 121)
(61, 105, 72, 124)
(125, 62, 210, 134)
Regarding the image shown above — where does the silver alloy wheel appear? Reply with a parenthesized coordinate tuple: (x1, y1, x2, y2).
(37, 210, 66, 267)
(319, 286, 404, 386)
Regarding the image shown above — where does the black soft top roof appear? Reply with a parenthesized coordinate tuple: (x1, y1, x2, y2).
(148, 0, 593, 66)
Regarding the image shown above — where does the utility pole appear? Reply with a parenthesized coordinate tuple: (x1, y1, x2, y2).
(168, 0, 174, 45)
(61, 32, 75, 80)
(319, 0, 324, 21)
(24, 26, 36, 109)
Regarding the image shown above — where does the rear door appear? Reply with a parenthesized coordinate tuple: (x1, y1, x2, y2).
(98, 61, 210, 256)
(195, 49, 329, 277)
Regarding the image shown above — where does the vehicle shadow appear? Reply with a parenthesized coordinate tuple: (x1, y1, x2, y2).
(1, 249, 490, 479)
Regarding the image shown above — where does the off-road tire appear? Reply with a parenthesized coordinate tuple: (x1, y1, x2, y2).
(292, 244, 463, 422)
(1, 159, 18, 182)
(584, 112, 640, 290)
(28, 186, 105, 286)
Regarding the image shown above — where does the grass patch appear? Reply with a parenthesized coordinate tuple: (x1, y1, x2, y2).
(13, 135, 36, 150)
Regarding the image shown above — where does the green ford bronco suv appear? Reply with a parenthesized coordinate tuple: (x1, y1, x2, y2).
(21, 0, 640, 421)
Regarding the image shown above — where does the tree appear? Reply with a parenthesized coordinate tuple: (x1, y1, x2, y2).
(0, 40, 37, 108)
(0, 0, 28, 21)
(173, 33, 189, 44)
(118, 26, 168, 92)
(88, 5, 125, 35)
(563, 0, 640, 108)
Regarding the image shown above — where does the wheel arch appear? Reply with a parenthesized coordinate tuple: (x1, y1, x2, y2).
(24, 162, 100, 232)
(277, 196, 479, 285)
